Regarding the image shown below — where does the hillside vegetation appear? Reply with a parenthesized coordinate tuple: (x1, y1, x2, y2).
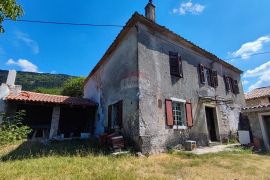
(0, 70, 76, 94)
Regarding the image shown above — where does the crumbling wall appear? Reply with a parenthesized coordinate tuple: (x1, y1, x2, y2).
(137, 22, 245, 153)
(84, 27, 140, 146)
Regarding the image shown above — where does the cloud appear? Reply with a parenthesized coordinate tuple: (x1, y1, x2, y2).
(15, 31, 39, 54)
(6, 59, 39, 72)
(173, 1, 205, 15)
(231, 36, 270, 60)
(243, 61, 270, 91)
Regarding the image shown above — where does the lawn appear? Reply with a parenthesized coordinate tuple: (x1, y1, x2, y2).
(0, 141, 270, 180)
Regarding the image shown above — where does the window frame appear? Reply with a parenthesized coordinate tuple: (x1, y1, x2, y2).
(170, 98, 187, 130)
(169, 51, 183, 78)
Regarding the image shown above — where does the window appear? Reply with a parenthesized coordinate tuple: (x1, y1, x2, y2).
(199, 64, 218, 88)
(169, 52, 183, 78)
(108, 101, 123, 131)
(224, 76, 239, 94)
(172, 101, 186, 127)
(165, 99, 193, 129)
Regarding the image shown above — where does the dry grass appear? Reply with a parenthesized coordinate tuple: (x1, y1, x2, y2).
(0, 141, 270, 180)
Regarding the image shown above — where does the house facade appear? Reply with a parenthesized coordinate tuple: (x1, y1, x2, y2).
(242, 87, 270, 151)
(84, 1, 245, 153)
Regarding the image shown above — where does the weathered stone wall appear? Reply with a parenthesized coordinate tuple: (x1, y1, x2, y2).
(137, 22, 245, 153)
(243, 109, 270, 150)
(84, 27, 140, 146)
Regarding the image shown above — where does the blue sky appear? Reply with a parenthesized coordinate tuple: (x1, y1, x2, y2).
(0, 0, 270, 92)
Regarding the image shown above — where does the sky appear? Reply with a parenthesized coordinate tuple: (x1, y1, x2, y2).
(0, 0, 270, 92)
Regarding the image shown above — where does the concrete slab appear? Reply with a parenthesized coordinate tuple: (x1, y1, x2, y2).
(191, 144, 240, 155)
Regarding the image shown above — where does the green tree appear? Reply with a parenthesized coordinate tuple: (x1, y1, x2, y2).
(34, 87, 62, 95)
(0, 0, 23, 33)
(62, 77, 85, 97)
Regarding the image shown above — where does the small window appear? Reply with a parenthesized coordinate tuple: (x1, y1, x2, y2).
(172, 101, 186, 128)
(169, 52, 183, 78)
(268, 97, 270, 103)
(108, 101, 123, 131)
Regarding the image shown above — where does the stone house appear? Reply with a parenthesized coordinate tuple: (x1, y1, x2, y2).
(242, 87, 270, 151)
(84, 1, 245, 153)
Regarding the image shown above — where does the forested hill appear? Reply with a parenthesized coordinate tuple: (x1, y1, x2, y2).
(0, 70, 76, 91)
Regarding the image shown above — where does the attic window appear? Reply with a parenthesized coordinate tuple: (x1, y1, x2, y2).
(169, 52, 183, 78)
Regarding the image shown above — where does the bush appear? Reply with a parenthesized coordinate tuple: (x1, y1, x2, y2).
(61, 77, 85, 97)
(0, 111, 32, 146)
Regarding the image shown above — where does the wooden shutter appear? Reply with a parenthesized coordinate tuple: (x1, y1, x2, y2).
(117, 101, 123, 128)
(233, 80, 240, 94)
(199, 64, 206, 84)
(169, 52, 182, 77)
(185, 100, 193, 128)
(108, 105, 112, 132)
(224, 76, 231, 92)
(179, 56, 183, 78)
(211, 70, 218, 88)
(165, 99, 174, 126)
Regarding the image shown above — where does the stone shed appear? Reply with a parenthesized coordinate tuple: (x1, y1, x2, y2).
(242, 87, 270, 151)
(0, 70, 97, 140)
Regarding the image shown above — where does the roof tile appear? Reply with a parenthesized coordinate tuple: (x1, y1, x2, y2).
(6, 91, 97, 107)
(245, 87, 270, 100)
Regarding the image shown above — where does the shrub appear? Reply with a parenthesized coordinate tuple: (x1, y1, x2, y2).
(61, 77, 85, 97)
(0, 111, 32, 146)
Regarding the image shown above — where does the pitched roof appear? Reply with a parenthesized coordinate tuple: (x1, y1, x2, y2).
(84, 12, 242, 85)
(242, 103, 270, 111)
(245, 87, 270, 100)
(6, 91, 97, 107)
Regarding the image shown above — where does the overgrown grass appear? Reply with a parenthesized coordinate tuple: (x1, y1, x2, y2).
(0, 141, 269, 179)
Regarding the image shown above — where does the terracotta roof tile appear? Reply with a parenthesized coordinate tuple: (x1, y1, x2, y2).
(242, 103, 270, 110)
(245, 87, 270, 100)
(6, 91, 97, 107)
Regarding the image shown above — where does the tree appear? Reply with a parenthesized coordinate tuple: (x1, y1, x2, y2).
(34, 87, 62, 95)
(62, 77, 85, 97)
(0, 0, 23, 33)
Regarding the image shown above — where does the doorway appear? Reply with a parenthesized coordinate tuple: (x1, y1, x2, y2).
(205, 107, 219, 142)
(263, 115, 270, 145)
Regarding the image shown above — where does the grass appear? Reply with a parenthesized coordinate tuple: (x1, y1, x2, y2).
(0, 141, 270, 180)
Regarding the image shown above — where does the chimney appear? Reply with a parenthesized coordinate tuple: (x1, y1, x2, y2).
(145, 0, 156, 22)
(6, 70, 16, 86)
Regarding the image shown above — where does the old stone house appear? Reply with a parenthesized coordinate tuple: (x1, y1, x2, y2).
(84, 1, 245, 153)
(242, 87, 270, 151)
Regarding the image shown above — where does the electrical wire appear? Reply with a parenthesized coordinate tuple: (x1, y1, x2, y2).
(5, 18, 270, 61)
(4, 18, 124, 28)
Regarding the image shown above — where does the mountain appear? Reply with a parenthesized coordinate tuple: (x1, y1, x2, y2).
(0, 70, 76, 91)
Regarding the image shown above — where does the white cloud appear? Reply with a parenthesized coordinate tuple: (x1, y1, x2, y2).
(244, 60, 270, 78)
(15, 31, 39, 54)
(243, 61, 270, 91)
(231, 36, 270, 60)
(173, 1, 205, 15)
(6, 59, 39, 72)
